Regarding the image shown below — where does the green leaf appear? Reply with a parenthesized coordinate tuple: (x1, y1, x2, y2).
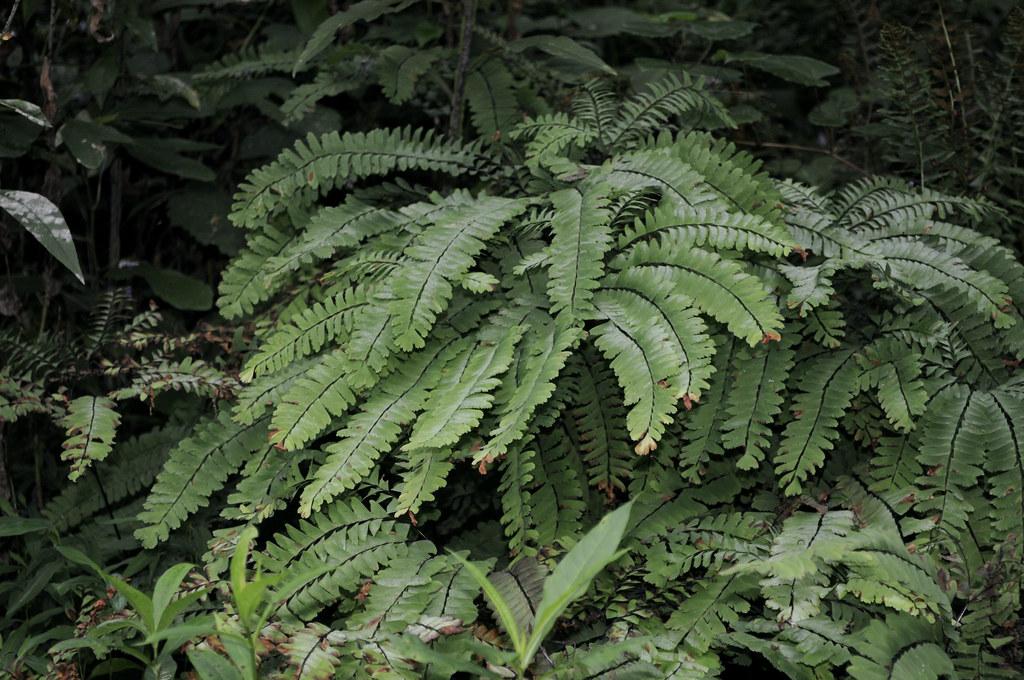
(521, 501, 633, 670)
(151, 563, 194, 632)
(137, 264, 214, 311)
(719, 51, 839, 87)
(0, 516, 50, 538)
(126, 138, 216, 182)
(188, 648, 243, 680)
(0, 99, 49, 127)
(59, 119, 132, 170)
(0, 190, 84, 284)
(511, 36, 616, 76)
(293, 0, 417, 74)
(447, 550, 527, 660)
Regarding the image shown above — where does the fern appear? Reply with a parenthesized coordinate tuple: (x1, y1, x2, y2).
(59, 396, 120, 481)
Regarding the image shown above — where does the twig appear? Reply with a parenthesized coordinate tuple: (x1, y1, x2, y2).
(447, 0, 477, 140)
(1, 0, 21, 37)
(734, 140, 869, 175)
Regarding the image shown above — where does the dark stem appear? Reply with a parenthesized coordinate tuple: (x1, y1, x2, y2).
(447, 0, 477, 140)
(91, 465, 121, 540)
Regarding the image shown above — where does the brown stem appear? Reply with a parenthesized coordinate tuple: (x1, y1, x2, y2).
(447, 0, 477, 140)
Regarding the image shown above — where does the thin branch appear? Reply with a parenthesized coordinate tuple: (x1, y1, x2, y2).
(447, 0, 477, 140)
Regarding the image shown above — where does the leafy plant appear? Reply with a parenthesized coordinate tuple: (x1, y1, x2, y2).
(454, 501, 633, 674)
(3, 1, 1024, 678)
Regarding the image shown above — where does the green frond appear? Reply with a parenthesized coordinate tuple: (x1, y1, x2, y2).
(263, 498, 410, 621)
(346, 543, 442, 635)
(135, 412, 269, 548)
(775, 350, 861, 495)
(591, 288, 683, 454)
(499, 442, 540, 555)
(722, 337, 795, 470)
(677, 337, 735, 481)
(601, 267, 715, 401)
(242, 286, 372, 381)
(386, 195, 527, 351)
(666, 575, 753, 655)
(404, 323, 522, 450)
(664, 130, 781, 219)
(618, 203, 793, 257)
(568, 349, 634, 493)
(224, 446, 314, 523)
(857, 338, 927, 433)
(613, 236, 784, 346)
(218, 226, 292, 319)
(269, 350, 359, 451)
(602, 148, 720, 212)
(45, 424, 185, 533)
(511, 113, 596, 168)
(59, 396, 120, 482)
(605, 73, 733, 149)
(985, 389, 1024, 553)
(376, 45, 446, 104)
(571, 78, 618, 142)
(478, 314, 580, 463)
(256, 199, 406, 300)
(873, 239, 1013, 327)
(847, 614, 954, 680)
(278, 623, 347, 679)
(545, 179, 613, 323)
(465, 56, 519, 139)
(230, 127, 483, 231)
(914, 384, 987, 533)
(298, 337, 456, 516)
(392, 448, 454, 518)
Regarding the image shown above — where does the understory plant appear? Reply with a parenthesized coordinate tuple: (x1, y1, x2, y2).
(3, 1, 1024, 679)
(116, 70, 1024, 676)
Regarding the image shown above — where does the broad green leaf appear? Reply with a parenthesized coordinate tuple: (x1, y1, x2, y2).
(0, 516, 50, 537)
(447, 550, 527, 660)
(0, 99, 49, 127)
(0, 190, 84, 284)
(137, 265, 214, 311)
(187, 648, 243, 680)
(59, 119, 132, 170)
(151, 563, 194, 631)
(719, 51, 839, 87)
(511, 35, 615, 75)
(521, 501, 633, 669)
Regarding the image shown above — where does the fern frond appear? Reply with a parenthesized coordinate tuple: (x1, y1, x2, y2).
(775, 350, 860, 495)
(511, 114, 595, 168)
(591, 288, 683, 454)
(231, 128, 483, 231)
(269, 350, 359, 450)
(605, 74, 733, 149)
(135, 412, 269, 548)
(263, 498, 410, 621)
(60, 396, 120, 481)
(618, 204, 793, 257)
(242, 286, 372, 381)
(404, 323, 522, 450)
(722, 337, 795, 470)
(376, 45, 446, 104)
(299, 338, 456, 516)
(465, 56, 519, 139)
(386, 195, 527, 351)
(478, 314, 579, 463)
(614, 236, 784, 346)
(545, 179, 612, 323)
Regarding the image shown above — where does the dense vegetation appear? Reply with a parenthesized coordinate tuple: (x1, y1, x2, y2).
(2, 1, 1024, 678)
